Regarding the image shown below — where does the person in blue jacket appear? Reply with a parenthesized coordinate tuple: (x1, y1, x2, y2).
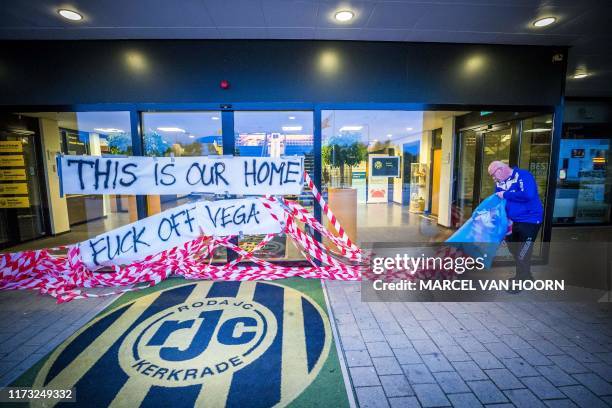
(488, 161, 544, 291)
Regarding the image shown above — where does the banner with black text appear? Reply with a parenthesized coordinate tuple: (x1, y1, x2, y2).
(59, 155, 304, 196)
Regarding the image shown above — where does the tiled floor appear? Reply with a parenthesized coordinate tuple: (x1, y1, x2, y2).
(326, 280, 612, 407)
(0, 290, 118, 386)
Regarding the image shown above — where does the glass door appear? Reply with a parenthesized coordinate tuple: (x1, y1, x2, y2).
(479, 126, 512, 202)
(0, 114, 48, 249)
(234, 111, 314, 261)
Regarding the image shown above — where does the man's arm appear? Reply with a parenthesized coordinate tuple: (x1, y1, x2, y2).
(503, 171, 537, 202)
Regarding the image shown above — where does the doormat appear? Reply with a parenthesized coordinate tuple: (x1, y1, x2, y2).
(11, 278, 349, 408)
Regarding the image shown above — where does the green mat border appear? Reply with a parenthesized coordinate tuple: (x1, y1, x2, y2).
(10, 277, 349, 408)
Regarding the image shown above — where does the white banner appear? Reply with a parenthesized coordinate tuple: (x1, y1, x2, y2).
(78, 197, 285, 269)
(59, 155, 304, 196)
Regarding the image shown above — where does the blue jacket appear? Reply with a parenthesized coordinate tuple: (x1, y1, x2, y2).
(495, 167, 543, 224)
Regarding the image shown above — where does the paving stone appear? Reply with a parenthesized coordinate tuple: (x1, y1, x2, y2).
(486, 342, 519, 359)
(467, 380, 508, 404)
(388, 396, 421, 408)
(380, 374, 414, 397)
(453, 361, 488, 381)
(485, 368, 525, 390)
(559, 385, 608, 408)
(457, 335, 487, 353)
(572, 373, 612, 396)
(520, 376, 565, 399)
(470, 351, 504, 370)
(433, 371, 470, 394)
(386, 334, 412, 349)
(536, 365, 579, 387)
(412, 383, 451, 407)
(345, 350, 373, 367)
(560, 346, 602, 363)
(549, 355, 589, 375)
(471, 330, 500, 344)
(501, 358, 539, 377)
(350, 366, 381, 387)
(393, 347, 422, 365)
(402, 364, 436, 384)
(361, 328, 386, 342)
(421, 353, 454, 373)
(373, 357, 403, 375)
(447, 393, 484, 408)
(367, 341, 394, 358)
(429, 332, 457, 347)
(379, 321, 404, 336)
(543, 399, 579, 407)
(411, 339, 440, 355)
(341, 334, 367, 351)
(504, 388, 546, 408)
(500, 334, 532, 350)
(355, 386, 391, 408)
(439, 345, 471, 362)
(584, 362, 612, 382)
(528, 339, 565, 356)
(515, 348, 553, 366)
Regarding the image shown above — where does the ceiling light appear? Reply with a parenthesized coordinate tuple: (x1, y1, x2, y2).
(406, 127, 413, 131)
(157, 127, 185, 132)
(524, 128, 551, 133)
(334, 10, 354, 22)
(573, 72, 589, 79)
(94, 128, 123, 133)
(533, 17, 556, 27)
(288, 116, 296, 120)
(373, 139, 378, 142)
(387, 134, 393, 138)
(282, 126, 302, 131)
(211, 116, 220, 120)
(339, 126, 363, 132)
(545, 119, 552, 124)
(58, 9, 83, 21)
(189, 135, 195, 138)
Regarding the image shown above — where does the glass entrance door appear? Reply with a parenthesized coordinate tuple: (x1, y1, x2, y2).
(479, 126, 512, 201)
(0, 115, 48, 249)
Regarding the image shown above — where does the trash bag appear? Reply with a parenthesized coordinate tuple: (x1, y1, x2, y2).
(446, 194, 509, 269)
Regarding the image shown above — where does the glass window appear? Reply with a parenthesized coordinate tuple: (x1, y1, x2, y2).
(1, 111, 136, 251)
(322, 110, 456, 246)
(454, 129, 477, 226)
(554, 126, 611, 224)
(142, 111, 225, 260)
(234, 111, 313, 261)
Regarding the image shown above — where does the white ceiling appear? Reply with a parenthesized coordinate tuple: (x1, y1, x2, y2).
(0, 0, 610, 97)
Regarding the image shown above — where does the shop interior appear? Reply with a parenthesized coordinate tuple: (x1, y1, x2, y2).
(0, 109, 564, 263)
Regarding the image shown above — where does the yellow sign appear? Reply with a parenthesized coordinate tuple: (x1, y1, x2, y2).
(0, 155, 25, 167)
(0, 141, 23, 153)
(0, 168, 26, 181)
(0, 196, 30, 208)
(0, 183, 28, 195)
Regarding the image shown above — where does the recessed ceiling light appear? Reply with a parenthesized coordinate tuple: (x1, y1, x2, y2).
(334, 10, 354, 22)
(94, 128, 123, 133)
(157, 127, 185, 132)
(373, 139, 378, 142)
(524, 128, 551, 133)
(339, 126, 363, 131)
(573, 72, 589, 79)
(58, 9, 83, 21)
(288, 116, 296, 120)
(211, 116, 220, 120)
(406, 127, 413, 131)
(387, 134, 393, 138)
(282, 126, 302, 131)
(189, 135, 195, 138)
(533, 17, 556, 27)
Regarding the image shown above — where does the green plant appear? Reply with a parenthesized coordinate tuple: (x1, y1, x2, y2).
(322, 134, 368, 187)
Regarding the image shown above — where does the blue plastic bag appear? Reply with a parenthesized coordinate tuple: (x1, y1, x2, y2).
(446, 194, 509, 269)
